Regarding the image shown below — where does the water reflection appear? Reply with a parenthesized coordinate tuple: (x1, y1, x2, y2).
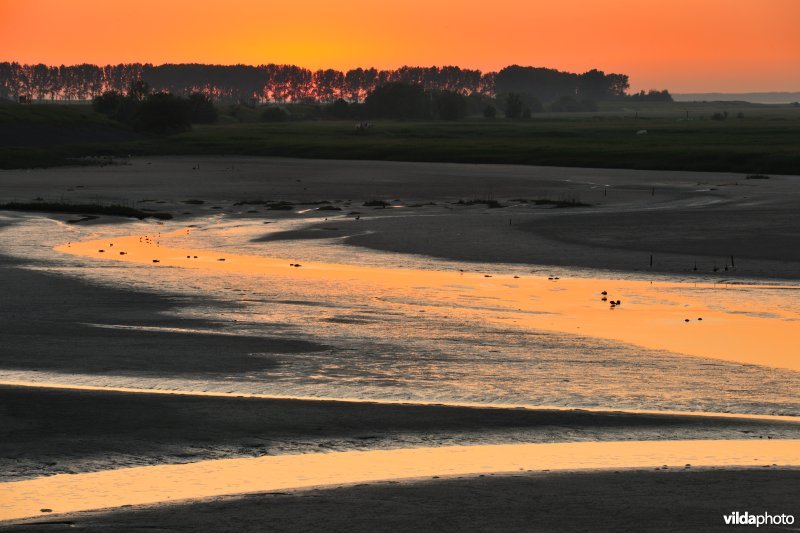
(2, 439, 799, 521)
(55, 227, 800, 371)
(1, 215, 798, 416)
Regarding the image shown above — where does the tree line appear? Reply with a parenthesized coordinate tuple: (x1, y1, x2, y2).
(0, 63, 487, 103)
(0, 62, 669, 105)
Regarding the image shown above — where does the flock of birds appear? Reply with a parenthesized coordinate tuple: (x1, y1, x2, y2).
(599, 290, 623, 308)
(92, 232, 311, 269)
(93, 233, 207, 263)
(597, 288, 703, 323)
(84, 231, 709, 325)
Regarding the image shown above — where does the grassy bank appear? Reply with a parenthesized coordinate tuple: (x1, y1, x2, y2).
(0, 104, 140, 163)
(2, 103, 799, 174)
(0, 104, 113, 125)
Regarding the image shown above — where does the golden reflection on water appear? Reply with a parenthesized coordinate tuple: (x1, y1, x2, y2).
(1, 440, 799, 522)
(55, 230, 800, 371)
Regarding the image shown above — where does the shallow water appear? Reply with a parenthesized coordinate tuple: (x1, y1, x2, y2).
(1, 213, 799, 416)
(2, 439, 799, 521)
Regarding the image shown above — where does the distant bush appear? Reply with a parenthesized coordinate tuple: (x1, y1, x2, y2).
(483, 104, 497, 118)
(549, 96, 597, 112)
(532, 197, 590, 208)
(223, 103, 261, 123)
(265, 201, 294, 210)
(92, 84, 197, 133)
(523, 95, 543, 113)
(363, 199, 390, 207)
(91, 90, 138, 123)
(745, 174, 770, 180)
(136, 93, 191, 134)
(711, 112, 728, 121)
(279, 103, 324, 121)
(500, 92, 541, 118)
(359, 83, 474, 120)
(91, 91, 122, 116)
(325, 98, 351, 119)
(455, 199, 504, 208)
(628, 89, 673, 102)
(261, 106, 289, 122)
(465, 92, 493, 116)
(187, 93, 218, 124)
(503, 93, 524, 119)
(433, 90, 468, 120)
(365, 83, 430, 120)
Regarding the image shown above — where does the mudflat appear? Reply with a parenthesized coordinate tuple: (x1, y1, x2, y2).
(2, 384, 798, 482)
(3, 156, 798, 278)
(3, 469, 798, 532)
(0, 254, 326, 377)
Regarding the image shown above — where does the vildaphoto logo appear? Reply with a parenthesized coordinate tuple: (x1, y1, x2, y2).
(723, 511, 795, 527)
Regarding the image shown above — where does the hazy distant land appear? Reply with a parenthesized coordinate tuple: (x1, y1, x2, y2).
(674, 92, 800, 104)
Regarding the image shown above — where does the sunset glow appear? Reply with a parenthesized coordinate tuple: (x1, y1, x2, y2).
(2, 0, 798, 92)
(55, 229, 800, 372)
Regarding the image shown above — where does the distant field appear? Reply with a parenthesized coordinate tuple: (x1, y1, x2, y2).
(1, 102, 799, 174)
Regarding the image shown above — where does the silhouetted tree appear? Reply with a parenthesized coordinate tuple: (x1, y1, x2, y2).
(365, 82, 430, 119)
(504, 93, 524, 119)
(91, 90, 139, 123)
(187, 92, 218, 123)
(606, 73, 631, 98)
(128, 80, 151, 101)
(313, 69, 344, 102)
(497, 65, 628, 104)
(496, 66, 578, 104)
(578, 69, 629, 100)
(483, 104, 497, 118)
(433, 90, 468, 120)
(136, 92, 191, 133)
(92, 90, 125, 117)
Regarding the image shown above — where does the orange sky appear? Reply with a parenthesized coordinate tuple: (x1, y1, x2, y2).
(1, 0, 798, 92)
